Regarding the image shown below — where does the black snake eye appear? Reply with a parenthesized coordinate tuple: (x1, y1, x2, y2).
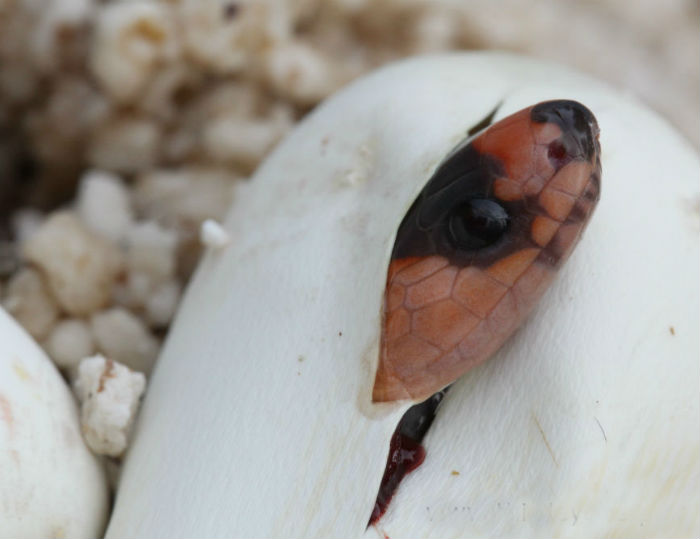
(448, 198, 509, 250)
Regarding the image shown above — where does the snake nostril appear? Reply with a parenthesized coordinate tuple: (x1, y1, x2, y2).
(548, 139, 568, 161)
(547, 138, 576, 169)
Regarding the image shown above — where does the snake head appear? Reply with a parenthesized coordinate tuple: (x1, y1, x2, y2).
(373, 100, 601, 402)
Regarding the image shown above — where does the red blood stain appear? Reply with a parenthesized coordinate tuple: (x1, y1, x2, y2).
(369, 429, 426, 526)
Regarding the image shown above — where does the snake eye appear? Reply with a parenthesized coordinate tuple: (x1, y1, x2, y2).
(447, 198, 509, 250)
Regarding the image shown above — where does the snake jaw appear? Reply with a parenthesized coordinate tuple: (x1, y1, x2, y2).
(373, 100, 601, 403)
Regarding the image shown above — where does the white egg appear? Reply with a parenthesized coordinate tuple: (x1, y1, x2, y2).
(108, 53, 699, 537)
(0, 308, 109, 538)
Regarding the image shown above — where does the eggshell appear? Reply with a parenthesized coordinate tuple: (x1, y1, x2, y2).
(108, 53, 699, 537)
(0, 308, 109, 538)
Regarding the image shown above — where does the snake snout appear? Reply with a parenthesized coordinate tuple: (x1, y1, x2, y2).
(532, 100, 600, 163)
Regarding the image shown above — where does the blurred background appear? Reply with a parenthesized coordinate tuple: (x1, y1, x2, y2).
(0, 0, 698, 397)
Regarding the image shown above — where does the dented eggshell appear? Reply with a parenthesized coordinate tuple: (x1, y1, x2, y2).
(108, 53, 699, 537)
(0, 308, 109, 538)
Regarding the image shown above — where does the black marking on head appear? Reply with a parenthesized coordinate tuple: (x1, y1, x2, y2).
(567, 198, 590, 224)
(585, 169, 602, 202)
(531, 100, 599, 163)
(392, 144, 536, 268)
(536, 246, 560, 267)
(393, 102, 601, 270)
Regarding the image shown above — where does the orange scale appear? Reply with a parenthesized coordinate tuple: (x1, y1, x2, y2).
(493, 177, 523, 202)
(523, 175, 546, 197)
(532, 121, 562, 145)
(405, 266, 458, 310)
(452, 267, 508, 319)
(473, 112, 536, 181)
(392, 256, 449, 286)
(372, 364, 410, 402)
(512, 265, 556, 316)
(549, 161, 593, 196)
(385, 335, 442, 379)
(486, 248, 540, 286)
(423, 347, 463, 386)
(385, 308, 410, 342)
(386, 257, 422, 282)
(550, 223, 583, 261)
(485, 290, 520, 338)
(512, 262, 551, 303)
(385, 282, 406, 311)
(456, 321, 497, 366)
(504, 142, 536, 183)
(539, 187, 576, 221)
(531, 216, 560, 247)
(411, 299, 480, 350)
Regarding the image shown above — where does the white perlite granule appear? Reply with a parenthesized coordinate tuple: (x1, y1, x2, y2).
(200, 219, 230, 250)
(88, 116, 163, 173)
(262, 41, 343, 106)
(74, 354, 146, 457)
(144, 279, 181, 327)
(133, 167, 235, 227)
(44, 319, 96, 371)
(124, 221, 178, 284)
(10, 208, 44, 244)
(90, 308, 159, 374)
(23, 212, 124, 316)
(76, 169, 134, 243)
(202, 114, 291, 170)
(2, 268, 59, 341)
(90, 2, 178, 104)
